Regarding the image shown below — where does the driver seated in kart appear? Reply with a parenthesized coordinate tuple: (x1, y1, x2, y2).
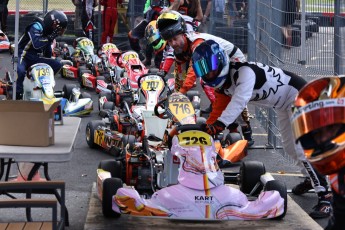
(191, 39, 332, 219)
(16, 10, 68, 100)
(291, 76, 345, 229)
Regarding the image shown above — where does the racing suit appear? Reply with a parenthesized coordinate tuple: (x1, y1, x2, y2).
(100, 0, 122, 45)
(81, 0, 98, 42)
(16, 20, 62, 96)
(171, 32, 251, 129)
(208, 61, 329, 194)
(128, 0, 172, 61)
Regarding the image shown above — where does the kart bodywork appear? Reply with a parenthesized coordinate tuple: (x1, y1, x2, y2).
(96, 93, 267, 220)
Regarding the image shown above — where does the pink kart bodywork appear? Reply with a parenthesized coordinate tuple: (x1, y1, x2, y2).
(112, 134, 285, 219)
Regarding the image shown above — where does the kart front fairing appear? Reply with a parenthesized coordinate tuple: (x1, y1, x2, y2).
(112, 131, 285, 219)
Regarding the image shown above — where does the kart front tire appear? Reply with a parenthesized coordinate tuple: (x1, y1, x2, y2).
(86, 120, 105, 148)
(98, 159, 122, 178)
(102, 178, 123, 218)
(239, 161, 266, 196)
(62, 83, 77, 99)
(264, 180, 288, 219)
(103, 101, 115, 111)
(224, 132, 242, 146)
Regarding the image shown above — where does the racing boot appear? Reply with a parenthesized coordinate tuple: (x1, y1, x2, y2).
(16, 92, 23, 100)
(241, 123, 254, 147)
(292, 177, 313, 195)
(325, 191, 345, 230)
(309, 192, 332, 219)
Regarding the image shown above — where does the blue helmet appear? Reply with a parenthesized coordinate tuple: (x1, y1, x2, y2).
(192, 40, 229, 88)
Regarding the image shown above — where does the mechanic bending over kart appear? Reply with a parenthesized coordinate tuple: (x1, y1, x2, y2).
(291, 76, 345, 229)
(156, 10, 254, 146)
(128, 0, 173, 67)
(144, 14, 199, 79)
(191, 39, 333, 219)
(16, 10, 68, 100)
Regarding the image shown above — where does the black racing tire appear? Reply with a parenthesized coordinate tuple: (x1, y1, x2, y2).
(239, 161, 266, 196)
(80, 92, 92, 99)
(103, 101, 115, 111)
(224, 132, 243, 146)
(102, 178, 123, 218)
(78, 68, 92, 87)
(265, 180, 288, 219)
(96, 76, 106, 81)
(121, 135, 136, 151)
(62, 83, 77, 99)
(98, 159, 122, 178)
(186, 90, 200, 102)
(98, 91, 113, 111)
(85, 120, 105, 148)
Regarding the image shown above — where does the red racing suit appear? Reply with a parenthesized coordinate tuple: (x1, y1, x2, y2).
(100, 0, 122, 44)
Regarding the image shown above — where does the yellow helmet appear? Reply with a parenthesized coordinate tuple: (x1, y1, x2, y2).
(291, 76, 345, 175)
(145, 20, 167, 53)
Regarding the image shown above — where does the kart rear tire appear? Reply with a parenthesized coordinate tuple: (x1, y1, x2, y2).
(239, 161, 266, 196)
(121, 135, 136, 151)
(102, 178, 123, 218)
(86, 120, 106, 148)
(103, 101, 115, 111)
(80, 92, 92, 99)
(264, 180, 288, 219)
(97, 76, 106, 81)
(224, 132, 242, 146)
(98, 159, 122, 178)
(78, 68, 92, 87)
(62, 83, 77, 99)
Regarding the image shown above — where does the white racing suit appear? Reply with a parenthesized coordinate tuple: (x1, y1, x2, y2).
(209, 61, 328, 193)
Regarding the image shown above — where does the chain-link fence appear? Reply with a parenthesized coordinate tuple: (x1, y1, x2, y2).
(243, 0, 345, 155)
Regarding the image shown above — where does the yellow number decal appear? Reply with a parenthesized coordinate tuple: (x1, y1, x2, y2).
(94, 130, 105, 146)
(141, 80, 164, 91)
(177, 131, 212, 147)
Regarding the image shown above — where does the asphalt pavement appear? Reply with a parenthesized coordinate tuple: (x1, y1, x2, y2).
(0, 49, 330, 229)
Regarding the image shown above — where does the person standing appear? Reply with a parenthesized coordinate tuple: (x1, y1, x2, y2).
(191, 39, 333, 219)
(0, 0, 9, 33)
(100, 0, 122, 45)
(81, 0, 99, 42)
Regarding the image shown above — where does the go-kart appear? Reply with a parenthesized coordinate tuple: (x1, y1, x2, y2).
(60, 37, 103, 90)
(22, 63, 93, 116)
(96, 92, 262, 218)
(86, 72, 171, 156)
(0, 71, 14, 100)
(0, 30, 10, 53)
(97, 50, 151, 110)
(95, 43, 124, 94)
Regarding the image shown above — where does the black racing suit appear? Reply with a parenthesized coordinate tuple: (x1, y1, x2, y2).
(16, 19, 62, 95)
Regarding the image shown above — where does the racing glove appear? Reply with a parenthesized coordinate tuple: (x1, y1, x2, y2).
(203, 120, 226, 136)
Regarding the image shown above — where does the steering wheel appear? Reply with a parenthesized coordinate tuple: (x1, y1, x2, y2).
(154, 97, 169, 119)
(137, 72, 166, 90)
(175, 124, 204, 133)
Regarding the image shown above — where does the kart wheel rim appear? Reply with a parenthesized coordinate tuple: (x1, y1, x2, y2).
(86, 126, 91, 141)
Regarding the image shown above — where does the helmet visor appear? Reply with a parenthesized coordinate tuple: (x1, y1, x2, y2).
(192, 54, 219, 80)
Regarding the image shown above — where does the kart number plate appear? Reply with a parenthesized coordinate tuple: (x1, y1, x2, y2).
(141, 79, 163, 91)
(177, 131, 212, 147)
(79, 38, 93, 48)
(34, 66, 52, 78)
(122, 52, 139, 62)
(169, 102, 195, 121)
(102, 44, 117, 53)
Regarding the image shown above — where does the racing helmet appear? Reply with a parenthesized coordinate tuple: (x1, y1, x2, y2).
(43, 10, 68, 36)
(156, 10, 186, 40)
(192, 40, 229, 88)
(291, 76, 345, 175)
(145, 20, 167, 53)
